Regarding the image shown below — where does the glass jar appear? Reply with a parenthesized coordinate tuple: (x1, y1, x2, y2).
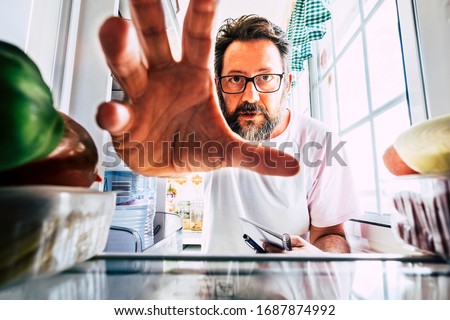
(190, 200, 204, 231)
(177, 200, 191, 230)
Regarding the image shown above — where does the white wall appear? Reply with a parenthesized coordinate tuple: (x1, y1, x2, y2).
(214, 0, 294, 31)
(176, 0, 294, 32)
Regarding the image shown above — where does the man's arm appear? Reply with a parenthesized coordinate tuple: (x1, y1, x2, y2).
(309, 223, 350, 253)
(263, 223, 350, 254)
(96, 0, 299, 177)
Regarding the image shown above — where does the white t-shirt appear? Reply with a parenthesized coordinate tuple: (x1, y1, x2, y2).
(201, 110, 361, 254)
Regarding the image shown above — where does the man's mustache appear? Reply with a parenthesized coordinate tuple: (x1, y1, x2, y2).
(235, 103, 268, 116)
(226, 102, 270, 134)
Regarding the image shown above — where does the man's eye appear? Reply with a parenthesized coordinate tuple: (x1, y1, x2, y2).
(260, 74, 273, 82)
(230, 76, 243, 84)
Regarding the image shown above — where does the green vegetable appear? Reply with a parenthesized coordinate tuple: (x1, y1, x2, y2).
(394, 114, 450, 174)
(0, 40, 65, 171)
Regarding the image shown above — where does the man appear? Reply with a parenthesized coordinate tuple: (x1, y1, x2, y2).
(97, 0, 360, 254)
(202, 15, 360, 254)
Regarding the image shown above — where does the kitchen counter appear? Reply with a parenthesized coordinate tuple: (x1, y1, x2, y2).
(0, 254, 448, 299)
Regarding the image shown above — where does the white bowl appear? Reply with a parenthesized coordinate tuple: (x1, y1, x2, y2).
(0, 185, 116, 286)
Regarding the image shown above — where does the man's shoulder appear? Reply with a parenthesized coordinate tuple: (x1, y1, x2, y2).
(292, 114, 334, 140)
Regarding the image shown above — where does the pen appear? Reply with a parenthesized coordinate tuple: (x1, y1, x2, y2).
(243, 234, 266, 253)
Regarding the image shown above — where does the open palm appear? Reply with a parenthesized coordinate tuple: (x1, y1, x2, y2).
(97, 0, 299, 177)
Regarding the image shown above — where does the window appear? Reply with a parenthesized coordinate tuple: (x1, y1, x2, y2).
(309, 0, 427, 216)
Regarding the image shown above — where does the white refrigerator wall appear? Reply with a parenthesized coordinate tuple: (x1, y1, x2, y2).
(68, 0, 119, 189)
(0, 0, 65, 96)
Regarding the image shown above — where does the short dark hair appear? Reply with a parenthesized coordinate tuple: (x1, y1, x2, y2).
(214, 15, 290, 78)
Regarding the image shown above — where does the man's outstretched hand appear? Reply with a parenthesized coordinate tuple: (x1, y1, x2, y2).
(96, 0, 300, 176)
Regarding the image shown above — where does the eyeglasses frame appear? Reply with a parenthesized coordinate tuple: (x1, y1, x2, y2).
(217, 73, 285, 94)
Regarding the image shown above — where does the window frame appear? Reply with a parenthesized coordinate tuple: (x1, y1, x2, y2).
(308, 0, 429, 225)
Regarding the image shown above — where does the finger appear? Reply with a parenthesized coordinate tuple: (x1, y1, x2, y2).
(182, 0, 218, 68)
(290, 236, 306, 247)
(225, 138, 301, 176)
(262, 242, 284, 253)
(99, 17, 148, 99)
(96, 101, 134, 137)
(129, 0, 173, 69)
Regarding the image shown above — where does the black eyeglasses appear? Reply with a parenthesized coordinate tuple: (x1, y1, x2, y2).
(218, 73, 284, 94)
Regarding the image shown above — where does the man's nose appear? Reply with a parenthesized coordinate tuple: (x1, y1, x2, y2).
(241, 81, 260, 103)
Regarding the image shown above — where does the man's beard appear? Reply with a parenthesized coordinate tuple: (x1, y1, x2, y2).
(219, 97, 285, 142)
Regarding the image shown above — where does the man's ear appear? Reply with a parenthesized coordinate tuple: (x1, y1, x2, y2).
(282, 72, 294, 93)
(286, 72, 293, 92)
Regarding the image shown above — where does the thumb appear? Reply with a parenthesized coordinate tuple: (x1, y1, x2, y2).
(96, 101, 134, 137)
(290, 235, 307, 247)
